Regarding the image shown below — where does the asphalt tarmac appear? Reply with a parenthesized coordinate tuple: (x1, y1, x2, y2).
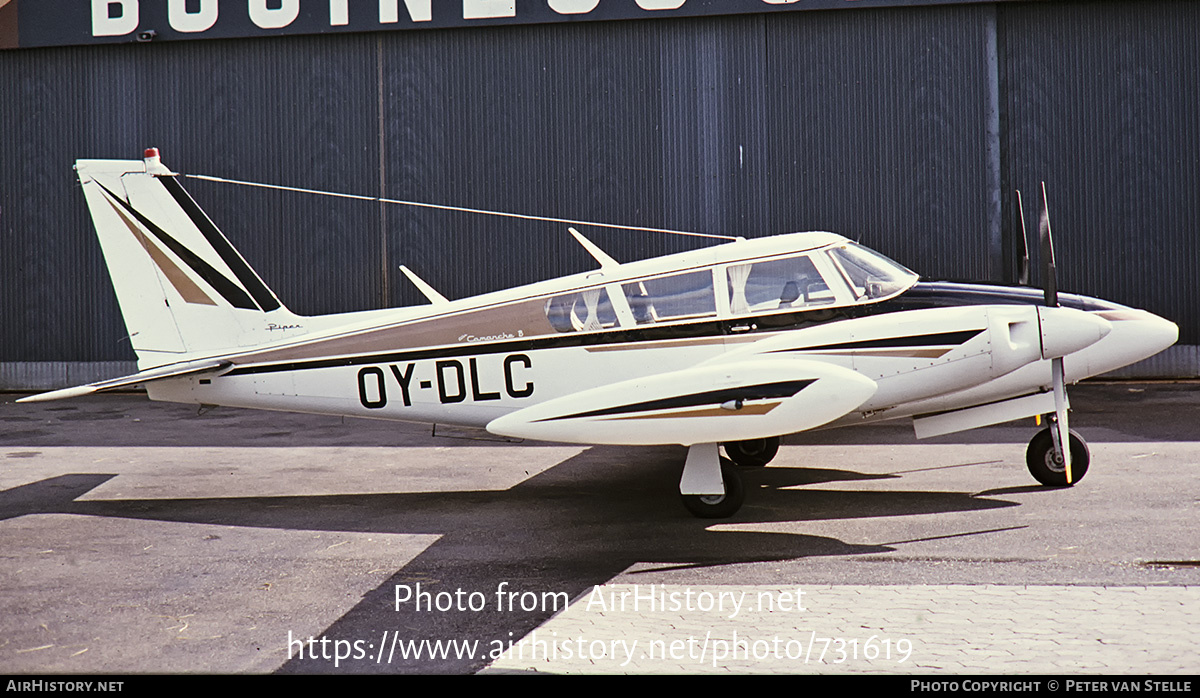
(1, 382, 1197, 674)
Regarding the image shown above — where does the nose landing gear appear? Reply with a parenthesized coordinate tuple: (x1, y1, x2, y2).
(1026, 426, 1090, 487)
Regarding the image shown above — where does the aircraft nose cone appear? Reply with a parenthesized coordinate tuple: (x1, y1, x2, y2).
(1126, 309, 1179, 357)
(1068, 307, 1179, 379)
(1037, 306, 1113, 360)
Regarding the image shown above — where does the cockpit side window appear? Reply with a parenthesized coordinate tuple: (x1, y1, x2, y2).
(727, 254, 835, 315)
(544, 286, 618, 333)
(621, 270, 716, 325)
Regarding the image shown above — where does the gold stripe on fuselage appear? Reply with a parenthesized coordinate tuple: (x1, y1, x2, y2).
(597, 402, 781, 421)
(794, 347, 953, 359)
(584, 333, 768, 352)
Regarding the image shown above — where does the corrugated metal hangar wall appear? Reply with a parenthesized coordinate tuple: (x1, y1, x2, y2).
(1, 1, 1197, 388)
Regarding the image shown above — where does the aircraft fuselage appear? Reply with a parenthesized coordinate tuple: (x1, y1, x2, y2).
(147, 259, 1175, 444)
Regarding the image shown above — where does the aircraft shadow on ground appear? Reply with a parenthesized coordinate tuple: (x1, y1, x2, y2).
(0, 446, 1017, 674)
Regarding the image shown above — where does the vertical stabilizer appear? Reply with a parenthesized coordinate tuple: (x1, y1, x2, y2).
(77, 149, 304, 368)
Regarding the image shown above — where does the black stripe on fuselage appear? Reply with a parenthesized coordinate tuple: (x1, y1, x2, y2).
(221, 281, 1109, 377)
(877, 281, 1123, 313)
(781, 329, 984, 353)
(537, 380, 816, 422)
(160, 176, 282, 312)
(98, 182, 260, 311)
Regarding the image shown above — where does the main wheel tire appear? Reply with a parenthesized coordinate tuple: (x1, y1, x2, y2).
(681, 458, 745, 519)
(1026, 427, 1091, 487)
(723, 437, 780, 468)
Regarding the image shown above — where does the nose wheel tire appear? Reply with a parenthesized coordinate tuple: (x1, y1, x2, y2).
(1026, 427, 1090, 487)
(681, 458, 745, 518)
(722, 436, 780, 468)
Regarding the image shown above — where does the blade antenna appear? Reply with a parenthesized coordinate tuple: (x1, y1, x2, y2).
(399, 265, 450, 305)
(568, 227, 620, 269)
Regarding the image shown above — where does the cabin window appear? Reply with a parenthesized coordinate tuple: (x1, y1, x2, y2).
(622, 270, 716, 325)
(544, 287, 618, 333)
(726, 254, 835, 315)
(827, 243, 918, 301)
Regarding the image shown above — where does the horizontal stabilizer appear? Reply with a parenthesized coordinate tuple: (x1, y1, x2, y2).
(17, 360, 230, 403)
(487, 358, 876, 446)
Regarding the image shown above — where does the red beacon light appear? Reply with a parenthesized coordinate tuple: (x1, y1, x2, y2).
(142, 147, 170, 175)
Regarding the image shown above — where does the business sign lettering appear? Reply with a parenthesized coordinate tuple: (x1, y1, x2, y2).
(1, 0, 1016, 50)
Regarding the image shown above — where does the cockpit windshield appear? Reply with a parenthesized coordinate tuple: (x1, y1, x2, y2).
(826, 242, 918, 301)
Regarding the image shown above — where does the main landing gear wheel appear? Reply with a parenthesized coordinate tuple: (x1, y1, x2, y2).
(1026, 427, 1091, 487)
(681, 457, 745, 519)
(723, 437, 780, 468)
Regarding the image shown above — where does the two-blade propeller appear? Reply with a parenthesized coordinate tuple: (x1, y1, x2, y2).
(1017, 183, 1073, 483)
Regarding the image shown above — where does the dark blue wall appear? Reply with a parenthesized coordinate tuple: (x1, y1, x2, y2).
(1, 1, 1196, 366)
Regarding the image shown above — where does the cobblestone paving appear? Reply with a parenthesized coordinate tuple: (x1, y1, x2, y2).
(487, 584, 1200, 674)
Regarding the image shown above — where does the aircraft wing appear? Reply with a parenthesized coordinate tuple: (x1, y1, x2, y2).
(486, 358, 877, 446)
(16, 360, 230, 403)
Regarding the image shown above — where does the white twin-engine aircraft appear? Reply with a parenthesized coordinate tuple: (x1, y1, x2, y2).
(22, 150, 1178, 518)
